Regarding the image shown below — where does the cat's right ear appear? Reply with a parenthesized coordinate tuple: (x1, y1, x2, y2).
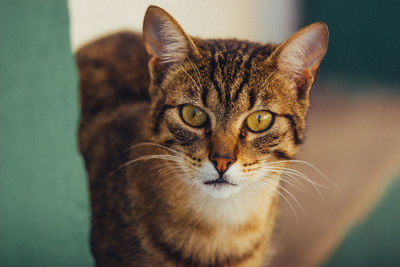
(143, 6, 199, 85)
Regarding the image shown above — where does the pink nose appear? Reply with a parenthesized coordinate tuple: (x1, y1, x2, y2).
(209, 153, 236, 174)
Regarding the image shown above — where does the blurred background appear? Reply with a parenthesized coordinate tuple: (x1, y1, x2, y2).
(1, 0, 399, 266)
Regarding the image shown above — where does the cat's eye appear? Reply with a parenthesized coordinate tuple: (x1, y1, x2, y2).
(246, 111, 273, 133)
(180, 105, 208, 127)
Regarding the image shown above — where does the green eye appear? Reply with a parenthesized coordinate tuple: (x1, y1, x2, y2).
(246, 111, 273, 132)
(181, 105, 208, 127)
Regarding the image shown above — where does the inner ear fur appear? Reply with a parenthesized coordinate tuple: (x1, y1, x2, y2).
(143, 5, 199, 84)
(272, 22, 329, 99)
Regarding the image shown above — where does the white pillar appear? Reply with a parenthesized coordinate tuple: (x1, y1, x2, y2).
(68, 0, 300, 51)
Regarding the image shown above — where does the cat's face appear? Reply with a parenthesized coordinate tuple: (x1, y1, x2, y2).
(143, 6, 328, 198)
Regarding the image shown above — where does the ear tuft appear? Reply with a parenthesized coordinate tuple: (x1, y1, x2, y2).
(275, 22, 329, 98)
(143, 6, 197, 66)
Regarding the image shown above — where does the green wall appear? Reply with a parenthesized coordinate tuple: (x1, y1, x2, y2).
(304, 0, 400, 84)
(304, 1, 400, 265)
(0, 1, 93, 266)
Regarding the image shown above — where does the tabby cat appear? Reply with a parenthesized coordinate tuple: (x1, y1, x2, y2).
(77, 5, 328, 267)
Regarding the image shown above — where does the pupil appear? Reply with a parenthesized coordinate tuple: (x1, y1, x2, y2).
(192, 108, 197, 118)
(256, 114, 261, 124)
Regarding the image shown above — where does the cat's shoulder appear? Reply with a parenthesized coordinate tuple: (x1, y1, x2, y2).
(77, 31, 151, 158)
(76, 31, 145, 61)
(76, 31, 151, 118)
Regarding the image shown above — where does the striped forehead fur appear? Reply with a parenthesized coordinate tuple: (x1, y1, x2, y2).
(192, 40, 278, 103)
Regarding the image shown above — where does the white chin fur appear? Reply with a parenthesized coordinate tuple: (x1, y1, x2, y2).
(196, 162, 245, 198)
(189, 162, 279, 225)
(201, 183, 243, 199)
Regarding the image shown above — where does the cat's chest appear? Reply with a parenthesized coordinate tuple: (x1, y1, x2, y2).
(154, 190, 275, 265)
(189, 184, 276, 226)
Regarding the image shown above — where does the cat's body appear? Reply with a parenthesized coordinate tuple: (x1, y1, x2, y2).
(77, 6, 328, 266)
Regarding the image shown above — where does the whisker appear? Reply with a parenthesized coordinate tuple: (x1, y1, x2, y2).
(124, 154, 183, 165)
(252, 179, 299, 220)
(186, 57, 202, 86)
(259, 178, 305, 217)
(260, 166, 325, 187)
(264, 159, 333, 184)
(260, 68, 278, 90)
(155, 168, 187, 180)
(277, 171, 307, 190)
(179, 64, 202, 91)
(128, 142, 187, 157)
(107, 154, 185, 177)
(261, 169, 304, 190)
(259, 166, 325, 199)
(170, 175, 195, 194)
(277, 175, 305, 191)
(150, 162, 197, 189)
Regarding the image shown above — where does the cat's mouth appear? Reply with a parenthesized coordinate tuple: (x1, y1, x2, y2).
(204, 177, 237, 186)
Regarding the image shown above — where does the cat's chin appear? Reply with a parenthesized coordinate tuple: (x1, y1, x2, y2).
(201, 183, 243, 199)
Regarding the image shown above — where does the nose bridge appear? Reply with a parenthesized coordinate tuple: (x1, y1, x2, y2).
(209, 132, 237, 174)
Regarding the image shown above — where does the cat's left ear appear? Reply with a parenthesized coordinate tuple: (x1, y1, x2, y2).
(143, 6, 199, 84)
(273, 22, 329, 99)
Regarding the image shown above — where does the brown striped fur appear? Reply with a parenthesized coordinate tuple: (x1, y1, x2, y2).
(77, 6, 328, 266)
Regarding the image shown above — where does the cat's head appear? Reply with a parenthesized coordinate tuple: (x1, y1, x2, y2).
(142, 6, 328, 198)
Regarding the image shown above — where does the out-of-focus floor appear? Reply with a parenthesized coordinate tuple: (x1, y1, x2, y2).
(324, 177, 400, 267)
(270, 86, 400, 266)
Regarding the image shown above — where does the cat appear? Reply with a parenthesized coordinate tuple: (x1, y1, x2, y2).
(77, 5, 328, 267)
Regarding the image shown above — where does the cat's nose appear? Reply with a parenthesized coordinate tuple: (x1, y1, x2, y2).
(209, 153, 236, 175)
